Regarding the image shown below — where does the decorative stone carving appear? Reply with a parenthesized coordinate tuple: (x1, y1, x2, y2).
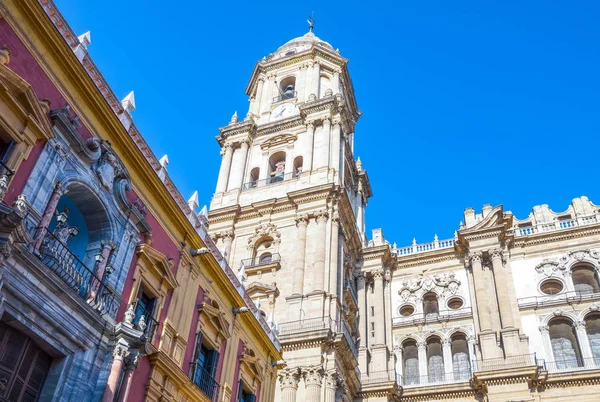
(398, 272, 460, 298)
(247, 222, 281, 250)
(303, 366, 324, 386)
(295, 214, 309, 227)
(124, 304, 135, 325)
(324, 371, 340, 389)
(12, 194, 28, 216)
(315, 209, 329, 223)
(538, 326, 549, 334)
(469, 251, 483, 264)
(279, 368, 301, 390)
(138, 315, 147, 332)
(535, 248, 600, 277)
(96, 152, 120, 190)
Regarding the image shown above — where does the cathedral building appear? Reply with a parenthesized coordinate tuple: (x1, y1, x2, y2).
(207, 26, 600, 402)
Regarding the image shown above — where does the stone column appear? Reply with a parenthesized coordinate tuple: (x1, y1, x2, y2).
(470, 252, 492, 332)
(467, 336, 477, 371)
(231, 140, 249, 190)
(418, 341, 428, 384)
(356, 272, 368, 348)
(304, 62, 314, 101)
(312, 62, 321, 97)
(303, 366, 324, 402)
(292, 215, 308, 295)
(319, 118, 331, 168)
(279, 369, 300, 402)
(261, 75, 274, 114)
(304, 121, 315, 172)
(222, 231, 234, 262)
(575, 320, 594, 365)
(284, 145, 294, 176)
(117, 354, 139, 402)
(539, 326, 554, 362)
(332, 69, 341, 95)
(324, 372, 339, 402)
(259, 151, 270, 181)
(394, 346, 404, 384)
(490, 250, 514, 328)
(373, 270, 386, 345)
(87, 241, 115, 302)
(311, 211, 328, 293)
(253, 78, 265, 115)
(101, 340, 130, 402)
(330, 120, 341, 176)
(442, 339, 453, 380)
(328, 212, 340, 296)
(215, 143, 234, 193)
(33, 182, 66, 251)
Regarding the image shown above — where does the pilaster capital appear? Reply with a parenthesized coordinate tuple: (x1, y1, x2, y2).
(489, 249, 504, 262)
(266, 73, 277, 80)
(442, 339, 451, 348)
(303, 365, 324, 386)
(575, 320, 586, 330)
(295, 214, 309, 227)
(324, 371, 341, 390)
(372, 269, 385, 280)
(417, 341, 427, 351)
(539, 325, 549, 334)
(222, 230, 235, 241)
(53, 181, 67, 196)
(468, 251, 483, 265)
(306, 120, 315, 130)
(239, 139, 250, 148)
(331, 212, 340, 225)
(315, 210, 329, 223)
(467, 335, 477, 345)
(322, 117, 331, 126)
(393, 345, 403, 356)
(333, 67, 342, 75)
(220, 142, 234, 155)
(354, 271, 366, 285)
(112, 342, 130, 361)
(332, 118, 342, 128)
(279, 368, 301, 390)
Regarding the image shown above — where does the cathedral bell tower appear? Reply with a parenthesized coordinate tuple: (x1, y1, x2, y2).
(208, 27, 372, 402)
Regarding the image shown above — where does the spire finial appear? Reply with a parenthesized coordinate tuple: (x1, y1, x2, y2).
(307, 12, 315, 33)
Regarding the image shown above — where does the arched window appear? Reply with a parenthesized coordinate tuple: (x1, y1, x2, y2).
(451, 334, 471, 381)
(402, 339, 419, 385)
(268, 152, 286, 183)
(319, 75, 331, 98)
(293, 156, 303, 177)
(278, 76, 296, 101)
(249, 167, 260, 188)
(572, 264, 600, 295)
(426, 336, 444, 383)
(253, 238, 274, 266)
(549, 317, 582, 369)
(585, 313, 600, 364)
(423, 292, 439, 318)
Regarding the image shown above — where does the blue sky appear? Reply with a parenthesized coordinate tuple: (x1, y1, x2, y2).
(55, 0, 600, 247)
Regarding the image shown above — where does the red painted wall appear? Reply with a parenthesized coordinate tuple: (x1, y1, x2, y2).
(216, 338, 227, 383)
(230, 341, 244, 402)
(127, 354, 152, 402)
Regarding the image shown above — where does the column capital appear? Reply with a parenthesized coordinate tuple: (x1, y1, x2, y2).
(442, 339, 451, 348)
(239, 139, 250, 148)
(393, 344, 403, 356)
(332, 118, 341, 127)
(489, 248, 504, 261)
(324, 371, 341, 390)
(279, 368, 301, 390)
(468, 251, 483, 264)
(417, 341, 427, 351)
(303, 365, 324, 386)
(306, 120, 315, 130)
(295, 214, 309, 227)
(221, 230, 235, 241)
(575, 320, 586, 330)
(354, 271, 366, 285)
(315, 210, 329, 223)
(331, 212, 340, 225)
(322, 117, 331, 126)
(372, 269, 385, 280)
(112, 342, 130, 361)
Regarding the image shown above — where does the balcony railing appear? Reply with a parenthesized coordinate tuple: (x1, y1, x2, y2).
(511, 213, 600, 237)
(393, 236, 455, 256)
(190, 363, 220, 402)
(474, 353, 539, 372)
(278, 316, 334, 337)
(545, 357, 600, 373)
(36, 227, 119, 316)
(518, 289, 600, 308)
(402, 370, 473, 387)
(132, 300, 159, 343)
(360, 370, 397, 386)
(272, 91, 297, 103)
(242, 173, 298, 191)
(392, 307, 473, 326)
(240, 253, 281, 269)
(337, 319, 358, 357)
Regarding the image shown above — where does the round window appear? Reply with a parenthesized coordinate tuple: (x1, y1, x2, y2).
(540, 279, 563, 295)
(447, 297, 464, 310)
(399, 305, 415, 317)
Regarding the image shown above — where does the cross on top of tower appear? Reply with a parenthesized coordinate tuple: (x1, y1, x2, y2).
(307, 12, 315, 33)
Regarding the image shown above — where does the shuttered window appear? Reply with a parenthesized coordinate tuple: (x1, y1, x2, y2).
(0, 322, 52, 402)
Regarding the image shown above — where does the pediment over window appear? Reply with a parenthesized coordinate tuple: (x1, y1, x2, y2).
(198, 301, 231, 343)
(245, 282, 279, 299)
(239, 347, 264, 382)
(0, 64, 54, 145)
(135, 244, 178, 297)
(259, 134, 297, 150)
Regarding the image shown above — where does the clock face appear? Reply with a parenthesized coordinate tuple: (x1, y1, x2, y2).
(270, 103, 296, 122)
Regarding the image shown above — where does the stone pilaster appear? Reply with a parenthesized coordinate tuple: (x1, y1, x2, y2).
(330, 120, 341, 178)
(222, 231, 234, 262)
(324, 371, 340, 402)
(319, 118, 331, 169)
(254, 77, 265, 115)
(442, 339, 453, 379)
(372, 270, 385, 345)
(117, 353, 139, 402)
(417, 341, 427, 382)
(311, 210, 328, 293)
(490, 250, 514, 329)
(292, 214, 308, 295)
(470, 252, 500, 359)
(328, 212, 340, 299)
(231, 140, 249, 190)
(575, 320, 594, 365)
(101, 340, 130, 402)
(279, 368, 301, 402)
(303, 366, 324, 402)
(304, 121, 315, 172)
(215, 143, 234, 193)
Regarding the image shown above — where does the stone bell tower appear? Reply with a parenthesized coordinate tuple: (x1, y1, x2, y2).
(208, 25, 372, 402)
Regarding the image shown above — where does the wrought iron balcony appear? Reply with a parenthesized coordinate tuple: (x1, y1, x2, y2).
(392, 307, 473, 327)
(545, 357, 600, 373)
(242, 253, 281, 272)
(272, 90, 297, 103)
(132, 300, 159, 343)
(35, 227, 119, 316)
(190, 363, 220, 402)
(242, 173, 298, 191)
